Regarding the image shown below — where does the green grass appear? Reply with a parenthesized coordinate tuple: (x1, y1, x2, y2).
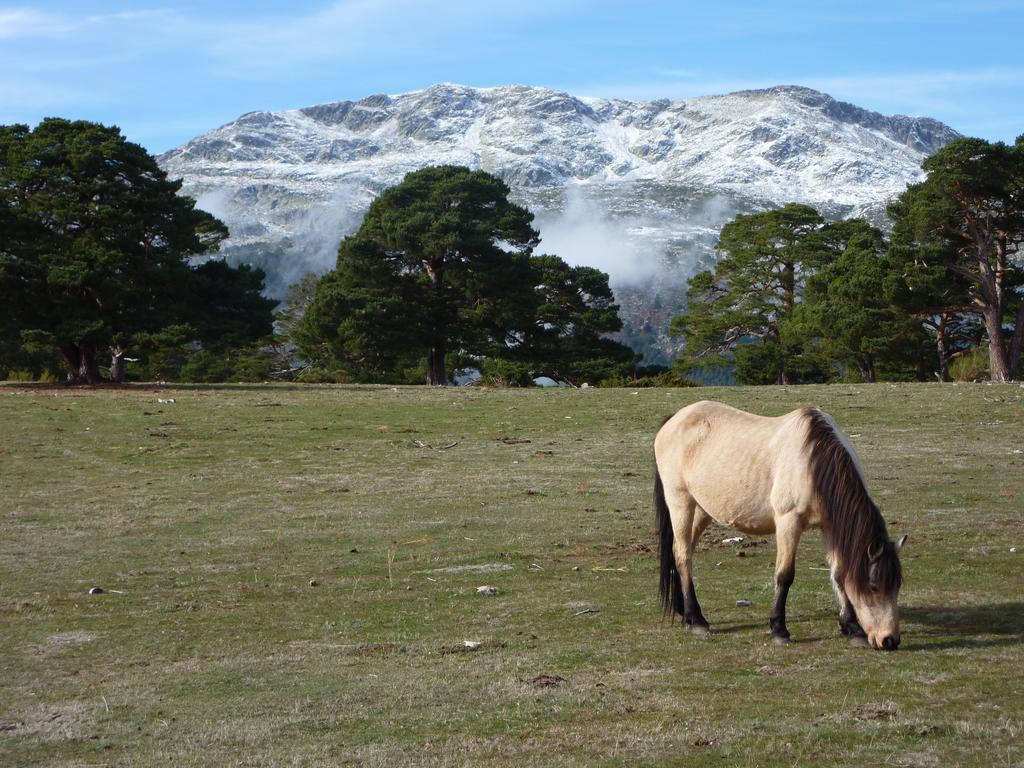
(1, 382, 1022, 767)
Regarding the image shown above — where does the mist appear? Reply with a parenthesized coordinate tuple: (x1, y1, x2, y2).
(275, 186, 369, 292)
(533, 186, 740, 290)
(534, 186, 662, 288)
(195, 184, 370, 299)
(193, 180, 742, 315)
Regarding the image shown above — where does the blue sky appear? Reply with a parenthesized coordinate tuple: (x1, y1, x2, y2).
(3, 0, 1023, 153)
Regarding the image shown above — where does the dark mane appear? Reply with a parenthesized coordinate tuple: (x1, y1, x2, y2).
(803, 408, 902, 595)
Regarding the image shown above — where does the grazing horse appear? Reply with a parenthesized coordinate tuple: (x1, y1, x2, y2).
(654, 401, 906, 650)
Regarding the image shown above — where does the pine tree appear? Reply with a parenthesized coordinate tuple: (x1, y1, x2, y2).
(299, 166, 634, 385)
(0, 118, 269, 383)
(670, 203, 829, 384)
(794, 219, 923, 382)
(888, 137, 1024, 381)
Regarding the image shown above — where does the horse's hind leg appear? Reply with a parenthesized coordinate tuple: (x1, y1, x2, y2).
(770, 514, 803, 645)
(687, 509, 712, 631)
(669, 491, 711, 633)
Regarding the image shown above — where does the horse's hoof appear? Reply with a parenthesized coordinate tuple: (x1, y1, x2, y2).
(848, 635, 870, 649)
(771, 635, 791, 646)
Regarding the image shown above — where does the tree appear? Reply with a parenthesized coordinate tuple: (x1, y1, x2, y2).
(300, 166, 633, 385)
(670, 203, 829, 384)
(186, 260, 277, 353)
(268, 272, 322, 378)
(340, 165, 539, 385)
(297, 236, 433, 381)
(888, 137, 1024, 381)
(0, 118, 247, 384)
(275, 272, 321, 344)
(794, 219, 924, 382)
(504, 255, 637, 383)
(887, 235, 980, 381)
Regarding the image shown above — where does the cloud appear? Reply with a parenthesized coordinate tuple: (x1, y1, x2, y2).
(0, 78, 101, 111)
(0, 6, 179, 40)
(207, 0, 412, 68)
(0, 8, 70, 38)
(534, 186, 662, 287)
(193, 182, 369, 297)
(204, 0, 580, 79)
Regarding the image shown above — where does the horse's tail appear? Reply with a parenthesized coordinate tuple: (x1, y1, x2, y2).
(655, 462, 684, 618)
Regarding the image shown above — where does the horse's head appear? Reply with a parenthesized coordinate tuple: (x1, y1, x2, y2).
(844, 534, 907, 650)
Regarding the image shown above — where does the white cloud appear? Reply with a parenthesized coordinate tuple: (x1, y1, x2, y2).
(0, 6, 181, 39)
(204, 0, 580, 79)
(207, 0, 412, 70)
(0, 8, 71, 38)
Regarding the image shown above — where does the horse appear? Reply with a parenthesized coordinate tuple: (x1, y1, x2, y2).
(653, 400, 907, 650)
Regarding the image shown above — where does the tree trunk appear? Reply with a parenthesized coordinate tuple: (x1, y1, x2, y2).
(983, 308, 1012, 382)
(59, 345, 84, 384)
(109, 346, 126, 384)
(935, 321, 951, 382)
(58, 344, 101, 384)
(81, 346, 101, 384)
(1009, 302, 1024, 380)
(426, 345, 447, 386)
(424, 261, 448, 386)
(860, 355, 876, 383)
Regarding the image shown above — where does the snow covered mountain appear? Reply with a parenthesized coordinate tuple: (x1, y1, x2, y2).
(158, 83, 959, 363)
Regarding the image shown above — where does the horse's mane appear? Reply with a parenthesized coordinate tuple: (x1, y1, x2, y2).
(803, 408, 902, 596)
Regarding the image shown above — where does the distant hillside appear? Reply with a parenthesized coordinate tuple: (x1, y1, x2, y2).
(159, 83, 959, 364)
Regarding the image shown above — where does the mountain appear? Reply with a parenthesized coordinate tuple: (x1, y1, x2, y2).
(157, 83, 959, 364)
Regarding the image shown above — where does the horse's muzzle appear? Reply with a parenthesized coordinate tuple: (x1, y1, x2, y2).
(881, 635, 900, 651)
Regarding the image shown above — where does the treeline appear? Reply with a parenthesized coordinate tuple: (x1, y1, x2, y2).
(2, 118, 1022, 386)
(674, 136, 1024, 383)
(0, 119, 276, 384)
(0, 123, 640, 386)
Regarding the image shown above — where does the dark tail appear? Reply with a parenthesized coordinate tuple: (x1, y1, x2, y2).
(655, 465, 684, 618)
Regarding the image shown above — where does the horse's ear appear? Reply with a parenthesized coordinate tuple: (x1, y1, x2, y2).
(868, 541, 884, 562)
(894, 534, 908, 553)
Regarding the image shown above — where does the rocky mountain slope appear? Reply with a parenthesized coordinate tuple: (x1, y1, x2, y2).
(158, 83, 959, 364)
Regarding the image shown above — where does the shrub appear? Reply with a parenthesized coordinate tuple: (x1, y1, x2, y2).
(479, 359, 535, 387)
(949, 346, 989, 382)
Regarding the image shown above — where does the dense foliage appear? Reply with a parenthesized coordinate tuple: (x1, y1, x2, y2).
(670, 209, 934, 384)
(297, 166, 636, 385)
(671, 204, 835, 384)
(888, 136, 1024, 381)
(672, 136, 1024, 383)
(0, 119, 276, 383)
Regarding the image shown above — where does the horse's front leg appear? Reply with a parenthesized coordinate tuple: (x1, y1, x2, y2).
(770, 514, 802, 645)
(830, 566, 868, 647)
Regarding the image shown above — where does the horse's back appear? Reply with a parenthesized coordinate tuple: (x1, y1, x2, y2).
(654, 401, 816, 533)
(655, 400, 803, 458)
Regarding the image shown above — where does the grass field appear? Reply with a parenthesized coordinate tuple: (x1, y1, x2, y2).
(1, 382, 1022, 767)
